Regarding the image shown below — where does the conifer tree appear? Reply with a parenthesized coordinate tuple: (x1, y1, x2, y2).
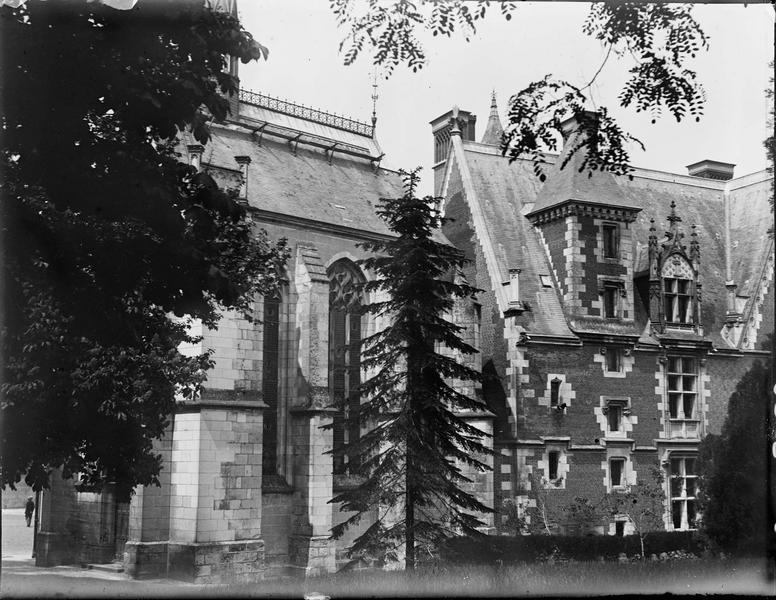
(330, 169, 492, 570)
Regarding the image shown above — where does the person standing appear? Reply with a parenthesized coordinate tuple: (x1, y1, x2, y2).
(24, 496, 35, 527)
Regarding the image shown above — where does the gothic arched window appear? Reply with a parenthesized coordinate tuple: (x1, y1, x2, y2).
(328, 260, 365, 475)
(662, 255, 694, 326)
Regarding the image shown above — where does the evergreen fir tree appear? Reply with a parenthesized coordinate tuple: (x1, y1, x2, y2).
(330, 169, 492, 570)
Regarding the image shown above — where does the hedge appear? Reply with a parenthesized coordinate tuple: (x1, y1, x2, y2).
(440, 531, 705, 564)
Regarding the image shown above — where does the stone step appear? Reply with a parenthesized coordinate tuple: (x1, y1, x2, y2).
(87, 561, 125, 573)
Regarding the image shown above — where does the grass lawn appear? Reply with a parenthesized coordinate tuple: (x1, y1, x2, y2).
(3, 557, 773, 597)
(218, 557, 775, 597)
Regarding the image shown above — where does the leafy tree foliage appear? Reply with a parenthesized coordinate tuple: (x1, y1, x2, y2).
(697, 359, 774, 555)
(0, 0, 287, 498)
(602, 466, 665, 560)
(330, 1, 708, 178)
(331, 169, 491, 570)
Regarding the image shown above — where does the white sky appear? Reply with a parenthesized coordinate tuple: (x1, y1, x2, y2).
(236, 1, 774, 197)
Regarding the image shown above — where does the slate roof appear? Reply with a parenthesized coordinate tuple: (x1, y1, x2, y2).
(187, 123, 402, 236)
(528, 125, 641, 217)
(727, 174, 773, 298)
(183, 98, 453, 247)
(480, 93, 504, 146)
(449, 136, 773, 349)
(457, 143, 575, 339)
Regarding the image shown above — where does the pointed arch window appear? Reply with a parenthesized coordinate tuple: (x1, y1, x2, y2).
(328, 260, 365, 475)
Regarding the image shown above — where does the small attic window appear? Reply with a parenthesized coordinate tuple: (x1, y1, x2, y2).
(540, 275, 552, 288)
(331, 203, 346, 210)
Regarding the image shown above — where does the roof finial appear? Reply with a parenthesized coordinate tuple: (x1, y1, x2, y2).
(371, 69, 379, 135)
(450, 105, 461, 137)
(667, 199, 682, 230)
(490, 89, 498, 109)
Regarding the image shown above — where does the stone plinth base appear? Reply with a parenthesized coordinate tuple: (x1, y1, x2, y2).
(289, 535, 335, 577)
(123, 541, 168, 579)
(35, 532, 73, 567)
(167, 540, 265, 584)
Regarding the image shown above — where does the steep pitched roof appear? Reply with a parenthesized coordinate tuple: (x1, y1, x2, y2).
(480, 92, 504, 146)
(528, 116, 641, 216)
(449, 141, 575, 340)
(727, 173, 773, 298)
(196, 125, 402, 235)
(449, 138, 773, 349)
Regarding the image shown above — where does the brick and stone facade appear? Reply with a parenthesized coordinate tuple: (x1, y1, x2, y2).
(33, 80, 772, 577)
(436, 102, 773, 536)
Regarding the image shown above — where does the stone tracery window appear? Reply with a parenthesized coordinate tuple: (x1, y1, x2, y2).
(328, 260, 365, 475)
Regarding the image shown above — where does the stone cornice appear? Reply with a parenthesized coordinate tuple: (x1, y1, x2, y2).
(176, 392, 268, 414)
(533, 200, 641, 224)
(527, 200, 640, 225)
(251, 207, 394, 244)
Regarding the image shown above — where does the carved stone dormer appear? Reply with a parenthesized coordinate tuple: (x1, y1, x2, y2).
(648, 201, 704, 337)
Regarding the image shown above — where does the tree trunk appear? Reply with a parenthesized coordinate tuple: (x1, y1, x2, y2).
(405, 452, 415, 571)
(639, 533, 645, 561)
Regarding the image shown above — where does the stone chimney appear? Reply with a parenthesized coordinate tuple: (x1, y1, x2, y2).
(686, 159, 735, 181)
(559, 110, 600, 144)
(430, 107, 477, 196)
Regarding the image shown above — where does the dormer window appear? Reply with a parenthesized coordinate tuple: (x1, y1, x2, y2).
(664, 277, 692, 324)
(659, 253, 696, 328)
(603, 223, 619, 259)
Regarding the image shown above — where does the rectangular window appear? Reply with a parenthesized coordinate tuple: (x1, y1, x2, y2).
(607, 404, 622, 433)
(603, 223, 619, 259)
(605, 348, 621, 373)
(667, 357, 697, 420)
(610, 458, 625, 488)
(664, 278, 692, 324)
(550, 378, 561, 407)
(603, 286, 618, 318)
(670, 456, 698, 530)
(615, 520, 625, 537)
(548, 451, 559, 480)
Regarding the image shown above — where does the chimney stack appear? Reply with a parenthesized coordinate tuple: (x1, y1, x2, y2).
(559, 110, 600, 144)
(686, 159, 735, 181)
(429, 106, 477, 196)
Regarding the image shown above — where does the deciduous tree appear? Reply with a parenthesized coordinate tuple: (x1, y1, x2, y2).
(330, 1, 709, 178)
(0, 0, 287, 497)
(603, 466, 666, 560)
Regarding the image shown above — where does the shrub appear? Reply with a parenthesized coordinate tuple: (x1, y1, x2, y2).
(440, 532, 705, 565)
